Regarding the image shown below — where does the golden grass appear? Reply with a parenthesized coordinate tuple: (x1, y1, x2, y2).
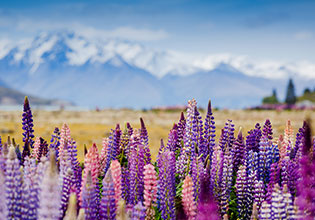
(0, 109, 314, 161)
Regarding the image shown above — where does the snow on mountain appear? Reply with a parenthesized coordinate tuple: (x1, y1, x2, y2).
(0, 31, 314, 108)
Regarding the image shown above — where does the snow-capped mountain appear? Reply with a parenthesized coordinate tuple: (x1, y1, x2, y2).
(0, 31, 314, 108)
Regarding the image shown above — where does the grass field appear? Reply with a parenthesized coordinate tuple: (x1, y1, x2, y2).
(0, 108, 314, 161)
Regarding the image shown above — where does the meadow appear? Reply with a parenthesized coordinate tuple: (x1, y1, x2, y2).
(0, 107, 314, 161)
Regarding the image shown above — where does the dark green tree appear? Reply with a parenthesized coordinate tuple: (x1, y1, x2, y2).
(285, 78, 296, 105)
(262, 88, 279, 104)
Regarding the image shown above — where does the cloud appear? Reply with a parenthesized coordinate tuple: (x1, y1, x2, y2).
(294, 31, 313, 40)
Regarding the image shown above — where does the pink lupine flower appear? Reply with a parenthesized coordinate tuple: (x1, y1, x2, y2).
(100, 138, 109, 174)
(59, 123, 71, 159)
(110, 160, 122, 207)
(182, 176, 197, 220)
(80, 143, 100, 204)
(31, 137, 40, 159)
(143, 164, 157, 219)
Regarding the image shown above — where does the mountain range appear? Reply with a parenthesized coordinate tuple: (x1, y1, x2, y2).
(0, 31, 314, 109)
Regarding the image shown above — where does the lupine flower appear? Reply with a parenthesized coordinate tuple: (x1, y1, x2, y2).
(259, 201, 271, 220)
(246, 123, 262, 153)
(183, 98, 197, 155)
(60, 168, 74, 219)
(81, 171, 99, 220)
(131, 202, 146, 220)
(210, 145, 223, 198)
(0, 170, 8, 219)
(235, 165, 247, 218)
(140, 118, 152, 164)
(143, 164, 157, 219)
(110, 160, 122, 207)
(233, 129, 245, 171)
(21, 97, 35, 164)
(37, 152, 61, 220)
(182, 175, 197, 220)
(202, 100, 216, 163)
(104, 125, 121, 175)
(262, 119, 273, 141)
(5, 146, 22, 219)
(49, 127, 60, 158)
(157, 150, 176, 220)
(100, 170, 116, 220)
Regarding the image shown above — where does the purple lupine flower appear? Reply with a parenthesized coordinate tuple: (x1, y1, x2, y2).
(287, 159, 298, 196)
(121, 166, 130, 203)
(183, 98, 197, 155)
(233, 129, 245, 171)
(166, 128, 178, 153)
(270, 184, 286, 219)
(81, 171, 99, 220)
(190, 156, 204, 201)
(262, 119, 273, 141)
(140, 118, 152, 164)
(209, 146, 224, 198)
(246, 150, 259, 179)
(126, 122, 134, 136)
(266, 162, 279, 203)
(202, 100, 216, 164)
(5, 146, 22, 219)
(235, 165, 247, 218)
(176, 152, 188, 181)
(21, 97, 35, 164)
(68, 139, 82, 195)
(259, 201, 271, 220)
(244, 170, 256, 219)
(0, 136, 2, 154)
(60, 168, 74, 219)
(282, 184, 295, 219)
(49, 128, 60, 158)
(157, 150, 176, 220)
(220, 147, 233, 215)
(100, 170, 116, 220)
(0, 170, 7, 219)
(21, 157, 39, 220)
(176, 112, 186, 151)
(104, 125, 121, 175)
(192, 106, 203, 156)
(37, 152, 61, 220)
(246, 123, 262, 153)
(128, 143, 145, 205)
(131, 202, 146, 220)
(253, 179, 265, 211)
(258, 135, 272, 183)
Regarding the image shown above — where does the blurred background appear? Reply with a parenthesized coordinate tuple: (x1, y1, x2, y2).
(0, 0, 314, 158)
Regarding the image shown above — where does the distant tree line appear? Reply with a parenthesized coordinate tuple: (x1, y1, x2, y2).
(262, 78, 315, 105)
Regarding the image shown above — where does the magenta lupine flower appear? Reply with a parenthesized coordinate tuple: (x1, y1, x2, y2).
(157, 150, 176, 220)
(143, 164, 157, 219)
(0, 170, 7, 219)
(131, 202, 146, 220)
(110, 160, 122, 207)
(37, 152, 61, 220)
(81, 171, 99, 220)
(21, 97, 35, 164)
(140, 118, 152, 164)
(5, 146, 22, 219)
(100, 170, 116, 220)
(182, 176, 197, 220)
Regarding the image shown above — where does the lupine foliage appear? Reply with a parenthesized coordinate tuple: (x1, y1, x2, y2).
(0, 98, 313, 220)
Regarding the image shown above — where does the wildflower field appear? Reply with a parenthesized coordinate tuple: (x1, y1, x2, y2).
(0, 97, 314, 220)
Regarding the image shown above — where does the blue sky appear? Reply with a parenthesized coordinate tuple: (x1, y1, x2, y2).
(0, 0, 314, 62)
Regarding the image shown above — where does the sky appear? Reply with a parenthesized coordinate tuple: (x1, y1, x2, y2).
(0, 0, 314, 67)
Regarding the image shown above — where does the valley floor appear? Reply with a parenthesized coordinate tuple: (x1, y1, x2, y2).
(0, 109, 314, 161)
